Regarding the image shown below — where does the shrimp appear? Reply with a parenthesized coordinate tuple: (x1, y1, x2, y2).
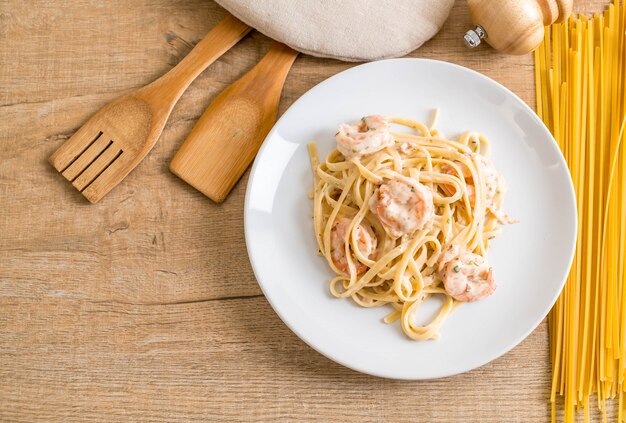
(440, 156, 499, 205)
(369, 176, 435, 238)
(336, 115, 394, 159)
(437, 244, 460, 272)
(475, 154, 500, 207)
(330, 217, 377, 276)
(475, 154, 517, 224)
(440, 249, 496, 302)
(441, 156, 515, 223)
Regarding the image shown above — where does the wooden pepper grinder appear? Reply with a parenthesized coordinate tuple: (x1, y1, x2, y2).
(464, 0, 573, 55)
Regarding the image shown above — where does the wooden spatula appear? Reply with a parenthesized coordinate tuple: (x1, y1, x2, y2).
(169, 43, 298, 202)
(49, 15, 251, 203)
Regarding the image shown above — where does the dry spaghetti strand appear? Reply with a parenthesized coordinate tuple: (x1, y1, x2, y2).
(535, 1, 626, 421)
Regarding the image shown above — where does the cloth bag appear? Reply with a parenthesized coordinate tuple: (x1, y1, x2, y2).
(215, 0, 455, 61)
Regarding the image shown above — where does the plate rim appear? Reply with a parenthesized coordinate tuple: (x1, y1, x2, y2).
(243, 58, 577, 380)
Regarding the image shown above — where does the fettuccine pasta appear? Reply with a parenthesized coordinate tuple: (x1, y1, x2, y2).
(308, 112, 514, 340)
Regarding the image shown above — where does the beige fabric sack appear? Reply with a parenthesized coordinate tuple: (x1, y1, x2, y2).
(215, 0, 455, 61)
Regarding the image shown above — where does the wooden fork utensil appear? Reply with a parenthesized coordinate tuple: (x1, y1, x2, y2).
(49, 15, 250, 203)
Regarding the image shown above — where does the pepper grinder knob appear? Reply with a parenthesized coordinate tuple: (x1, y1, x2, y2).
(464, 25, 487, 48)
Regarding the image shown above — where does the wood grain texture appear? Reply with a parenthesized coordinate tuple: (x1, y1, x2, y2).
(467, 0, 571, 54)
(0, 0, 614, 421)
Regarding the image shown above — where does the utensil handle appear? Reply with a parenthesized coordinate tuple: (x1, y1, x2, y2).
(170, 43, 299, 202)
(139, 15, 251, 109)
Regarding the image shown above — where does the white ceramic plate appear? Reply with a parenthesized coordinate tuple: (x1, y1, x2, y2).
(244, 59, 576, 380)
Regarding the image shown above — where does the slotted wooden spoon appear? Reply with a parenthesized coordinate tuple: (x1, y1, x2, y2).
(49, 15, 250, 203)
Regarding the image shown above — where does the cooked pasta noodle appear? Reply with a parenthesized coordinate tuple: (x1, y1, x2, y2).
(308, 113, 513, 340)
(535, 1, 626, 420)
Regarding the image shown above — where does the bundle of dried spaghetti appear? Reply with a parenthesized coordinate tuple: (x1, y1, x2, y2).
(535, 1, 626, 421)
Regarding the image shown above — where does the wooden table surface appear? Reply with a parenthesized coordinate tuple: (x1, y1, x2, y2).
(0, 1, 613, 421)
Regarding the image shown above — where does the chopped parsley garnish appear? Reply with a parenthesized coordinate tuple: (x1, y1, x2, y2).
(453, 265, 460, 273)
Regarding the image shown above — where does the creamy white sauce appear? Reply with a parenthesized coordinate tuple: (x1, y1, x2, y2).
(440, 248, 496, 302)
(369, 177, 434, 238)
(336, 115, 394, 159)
